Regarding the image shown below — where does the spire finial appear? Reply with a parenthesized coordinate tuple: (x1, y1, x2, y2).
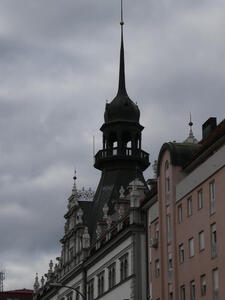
(72, 169, 77, 195)
(183, 113, 198, 144)
(120, 0, 124, 26)
(117, 0, 127, 96)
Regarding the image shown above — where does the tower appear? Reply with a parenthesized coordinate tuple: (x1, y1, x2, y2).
(92, 1, 150, 239)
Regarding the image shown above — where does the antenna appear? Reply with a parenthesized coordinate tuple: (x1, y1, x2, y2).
(0, 271, 5, 292)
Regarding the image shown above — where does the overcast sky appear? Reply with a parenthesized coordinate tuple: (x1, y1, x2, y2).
(0, 0, 225, 291)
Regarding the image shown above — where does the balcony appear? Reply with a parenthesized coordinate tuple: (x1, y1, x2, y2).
(94, 147, 150, 170)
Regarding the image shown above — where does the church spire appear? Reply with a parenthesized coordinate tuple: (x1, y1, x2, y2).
(117, 0, 127, 96)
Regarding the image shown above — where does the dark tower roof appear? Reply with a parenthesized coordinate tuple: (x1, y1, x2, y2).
(90, 3, 150, 241)
(104, 16, 140, 124)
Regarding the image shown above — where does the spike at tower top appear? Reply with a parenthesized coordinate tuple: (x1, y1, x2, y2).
(118, 0, 127, 96)
(120, 0, 124, 26)
(103, 0, 140, 123)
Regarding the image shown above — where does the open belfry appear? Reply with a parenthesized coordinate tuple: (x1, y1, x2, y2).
(33, 1, 225, 300)
(34, 1, 150, 299)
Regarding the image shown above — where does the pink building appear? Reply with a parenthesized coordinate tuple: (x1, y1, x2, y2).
(144, 117, 225, 300)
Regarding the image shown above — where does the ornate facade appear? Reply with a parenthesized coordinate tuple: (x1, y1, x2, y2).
(34, 6, 150, 300)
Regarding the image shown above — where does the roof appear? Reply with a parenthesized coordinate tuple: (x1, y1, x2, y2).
(184, 118, 225, 172)
(2, 289, 33, 294)
(157, 142, 200, 176)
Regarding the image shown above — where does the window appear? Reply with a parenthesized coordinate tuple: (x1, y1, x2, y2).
(187, 197, 192, 216)
(66, 292, 73, 300)
(199, 231, 205, 251)
(211, 223, 217, 258)
(155, 259, 160, 277)
(167, 214, 171, 244)
(179, 244, 184, 263)
(165, 160, 169, 170)
(180, 285, 185, 300)
(87, 279, 94, 300)
(178, 204, 183, 223)
(165, 177, 170, 205)
(190, 280, 195, 300)
(155, 222, 159, 240)
(210, 181, 216, 214)
(168, 253, 172, 284)
(120, 254, 128, 281)
(108, 263, 116, 289)
(200, 274, 206, 296)
(169, 292, 173, 300)
(213, 268, 219, 300)
(166, 177, 170, 193)
(97, 271, 105, 296)
(198, 189, 203, 209)
(189, 238, 194, 257)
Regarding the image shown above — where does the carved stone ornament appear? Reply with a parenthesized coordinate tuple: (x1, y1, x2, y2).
(119, 186, 125, 198)
(82, 226, 90, 249)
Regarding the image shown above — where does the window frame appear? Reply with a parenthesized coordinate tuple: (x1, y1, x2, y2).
(210, 181, 216, 215)
(198, 189, 203, 209)
(187, 196, 193, 217)
(199, 231, 205, 252)
(189, 237, 195, 258)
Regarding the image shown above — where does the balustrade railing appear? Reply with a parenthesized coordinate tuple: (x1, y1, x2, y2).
(95, 147, 149, 163)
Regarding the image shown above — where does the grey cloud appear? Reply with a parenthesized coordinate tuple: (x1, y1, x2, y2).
(0, 0, 224, 291)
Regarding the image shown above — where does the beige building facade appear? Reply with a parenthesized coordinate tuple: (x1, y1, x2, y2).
(145, 117, 225, 300)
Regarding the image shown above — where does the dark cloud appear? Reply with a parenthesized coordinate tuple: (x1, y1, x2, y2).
(0, 0, 224, 290)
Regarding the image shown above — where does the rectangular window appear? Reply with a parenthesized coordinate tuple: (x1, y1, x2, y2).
(198, 189, 203, 209)
(190, 280, 195, 300)
(155, 222, 159, 240)
(200, 274, 206, 296)
(180, 285, 185, 300)
(120, 253, 128, 281)
(187, 197, 193, 216)
(169, 292, 173, 300)
(97, 271, 105, 296)
(108, 263, 116, 289)
(167, 214, 171, 244)
(178, 204, 183, 223)
(211, 223, 217, 258)
(199, 231, 205, 251)
(210, 181, 216, 214)
(166, 177, 170, 193)
(189, 237, 194, 257)
(155, 259, 160, 278)
(213, 268, 219, 300)
(168, 253, 172, 284)
(179, 244, 184, 263)
(87, 279, 94, 300)
(165, 177, 170, 205)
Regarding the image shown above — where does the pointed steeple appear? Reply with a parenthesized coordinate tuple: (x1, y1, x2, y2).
(184, 113, 198, 144)
(117, 0, 127, 96)
(104, 0, 140, 123)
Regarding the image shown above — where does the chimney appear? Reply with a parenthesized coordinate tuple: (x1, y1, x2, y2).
(202, 117, 217, 140)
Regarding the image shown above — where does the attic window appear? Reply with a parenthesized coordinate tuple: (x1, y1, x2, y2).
(165, 160, 169, 170)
